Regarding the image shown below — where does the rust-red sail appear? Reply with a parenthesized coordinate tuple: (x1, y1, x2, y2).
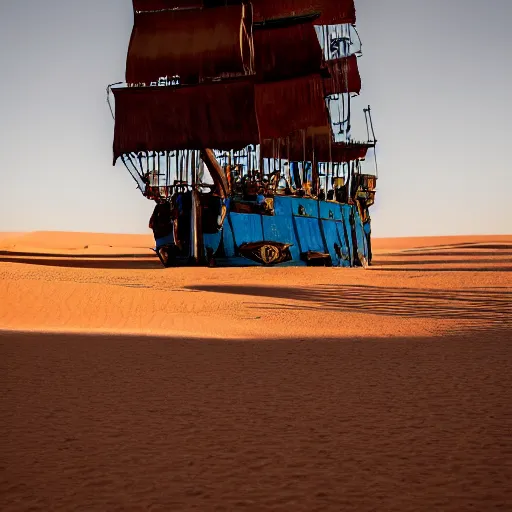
(253, 21, 323, 82)
(323, 55, 361, 95)
(112, 80, 260, 162)
(255, 74, 330, 140)
(251, 0, 356, 25)
(314, 139, 372, 162)
(132, 0, 201, 11)
(132, 1, 244, 11)
(126, 4, 253, 85)
(261, 128, 372, 162)
(260, 139, 373, 162)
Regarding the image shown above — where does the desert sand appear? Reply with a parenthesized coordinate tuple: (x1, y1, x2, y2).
(1, 232, 511, 511)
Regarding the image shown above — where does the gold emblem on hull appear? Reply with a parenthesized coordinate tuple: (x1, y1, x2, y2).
(238, 242, 293, 266)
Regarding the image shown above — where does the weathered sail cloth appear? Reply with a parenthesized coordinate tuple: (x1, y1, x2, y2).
(260, 129, 372, 162)
(126, 4, 254, 85)
(323, 55, 361, 95)
(132, 1, 244, 11)
(132, 0, 201, 11)
(255, 74, 329, 140)
(253, 21, 323, 82)
(202, 0, 247, 6)
(251, 0, 356, 25)
(112, 80, 259, 162)
(312, 139, 372, 162)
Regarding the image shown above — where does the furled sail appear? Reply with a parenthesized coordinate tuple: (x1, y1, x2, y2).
(253, 20, 323, 82)
(323, 55, 361, 95)
(251, 0, 356, 25)
(126, 4, 254, 85)
(112, 80, 259, 163)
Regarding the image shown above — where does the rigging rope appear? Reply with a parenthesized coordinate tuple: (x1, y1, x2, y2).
(106, 82, 123, 120)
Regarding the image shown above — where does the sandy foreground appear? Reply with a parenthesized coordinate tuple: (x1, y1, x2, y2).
(1, 231, 511, 511)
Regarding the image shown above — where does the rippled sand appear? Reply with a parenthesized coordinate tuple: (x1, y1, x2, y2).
(1, 232, 511, 511)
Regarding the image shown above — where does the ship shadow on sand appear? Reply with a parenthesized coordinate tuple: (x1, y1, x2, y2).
(369, 266, 512, 272)
(372, 258, 512, 266)
(187, 283, 512, 325)
(0, 255, 160, 270)
(1, 254, 511, 272)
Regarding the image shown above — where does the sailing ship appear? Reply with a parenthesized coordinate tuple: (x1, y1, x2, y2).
(108, 0, 378, 267)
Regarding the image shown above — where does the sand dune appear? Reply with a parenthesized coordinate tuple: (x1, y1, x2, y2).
(0, 231, 153, 254)
(1, 233, 511, 511)
(371, 234, 512, 251)
(2, 231, 508, 254)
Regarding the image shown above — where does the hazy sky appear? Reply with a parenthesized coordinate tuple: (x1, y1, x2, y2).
(0, 0, 511, 237)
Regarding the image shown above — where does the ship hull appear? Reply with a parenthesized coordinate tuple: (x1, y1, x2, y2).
(155, 195, 371, 268)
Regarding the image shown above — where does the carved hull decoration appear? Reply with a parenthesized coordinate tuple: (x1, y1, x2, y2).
(238, 241, 293, 265)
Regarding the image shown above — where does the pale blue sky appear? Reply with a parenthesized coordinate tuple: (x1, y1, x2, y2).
(0, 0, 510, 237)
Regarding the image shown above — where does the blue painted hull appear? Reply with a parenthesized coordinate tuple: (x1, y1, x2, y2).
(204, 196, 371, 268)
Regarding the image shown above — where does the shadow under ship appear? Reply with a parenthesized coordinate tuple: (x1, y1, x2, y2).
(108, 0, 379, 268)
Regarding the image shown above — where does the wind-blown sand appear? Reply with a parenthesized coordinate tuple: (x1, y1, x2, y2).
(1, 232, 511, 511)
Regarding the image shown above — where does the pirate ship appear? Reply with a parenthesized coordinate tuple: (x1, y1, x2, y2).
(108, 0, 378, 267)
